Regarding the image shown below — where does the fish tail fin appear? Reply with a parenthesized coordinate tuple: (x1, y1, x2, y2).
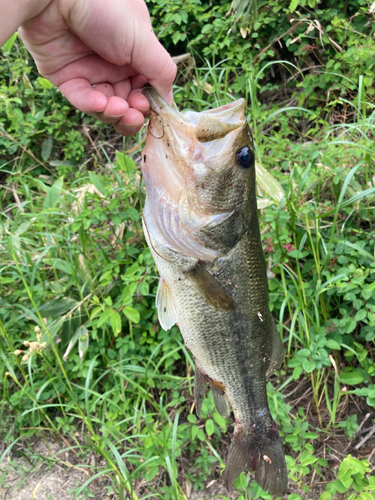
(224, 423, 287, 496)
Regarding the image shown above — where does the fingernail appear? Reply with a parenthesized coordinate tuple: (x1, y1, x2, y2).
(110, 113, 126, 118)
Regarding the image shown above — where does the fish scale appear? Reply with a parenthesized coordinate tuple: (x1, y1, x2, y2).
(141, 84, 288, 496)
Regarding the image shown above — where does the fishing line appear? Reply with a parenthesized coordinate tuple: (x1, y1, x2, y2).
(147, 114, 165, 140)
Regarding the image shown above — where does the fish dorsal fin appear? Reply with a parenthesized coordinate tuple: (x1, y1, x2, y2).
(266, 317, 284, 377)
(156, 278, 178, 330)
(195, 114, 241, 142)
(186, 265, 237, 312)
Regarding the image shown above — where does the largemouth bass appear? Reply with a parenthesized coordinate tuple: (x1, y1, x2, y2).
(141, 85, 287, 496)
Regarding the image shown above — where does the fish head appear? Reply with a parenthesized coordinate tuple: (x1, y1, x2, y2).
(141, 85, 256, 260)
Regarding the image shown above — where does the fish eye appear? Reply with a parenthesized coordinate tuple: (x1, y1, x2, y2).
(236, 146, 255, 169)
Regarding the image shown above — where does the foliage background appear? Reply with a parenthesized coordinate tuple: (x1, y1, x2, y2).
(1, 0, 375, 499)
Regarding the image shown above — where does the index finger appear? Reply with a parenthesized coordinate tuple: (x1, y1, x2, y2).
(130, 30, 177, 104)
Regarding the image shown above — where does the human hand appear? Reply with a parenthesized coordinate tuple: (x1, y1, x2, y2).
(18, 0, 176, 136)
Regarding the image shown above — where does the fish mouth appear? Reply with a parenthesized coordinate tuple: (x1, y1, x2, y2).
(142, 84, 186, 127)
(142, 84, 246, 155)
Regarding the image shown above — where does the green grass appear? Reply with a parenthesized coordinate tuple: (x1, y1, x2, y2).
(1, 32, 375, 500)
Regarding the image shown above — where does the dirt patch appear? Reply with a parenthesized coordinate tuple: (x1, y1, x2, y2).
(0, 438, 111, 500)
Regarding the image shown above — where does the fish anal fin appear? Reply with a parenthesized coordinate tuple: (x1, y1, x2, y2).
(186, 265, 236, 312)
(224, 423, 287, 496)
(156, 278, 178, 330)
(211, 385, 230, 418)
(266, 317, 284, 377)
(194, 362, 207, 418)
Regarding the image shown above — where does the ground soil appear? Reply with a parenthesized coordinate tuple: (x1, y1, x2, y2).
(0, 438, 101, 500)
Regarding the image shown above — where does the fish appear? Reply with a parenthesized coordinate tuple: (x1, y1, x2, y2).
(140, 84, 287, 496)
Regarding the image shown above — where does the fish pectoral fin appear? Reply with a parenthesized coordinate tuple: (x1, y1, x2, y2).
(211, 386, 230, 418)
(156, 278, 178, 330)
(266, 317, 284, 377)
(194, 363, 207, 418)
(186, 265, 237, 312)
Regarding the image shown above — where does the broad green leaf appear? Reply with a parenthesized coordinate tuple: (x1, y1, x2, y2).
(288, 250, 309, 259)
(127, 207, 139, 221)
(38, 77, 54, 89)
(339, 455, 369, 476)
(197, 429, 205, 441)
(138, 281, 149, 296)
(359, 494, 374, 500)
(345, 318, 356, 334)
(187, 414, 196, 424)
(172, 32, 181, 44)
(97, 309, 115, 328)
(326, 339, 341, 350)
(256, 162, 285, 203)
(205, 419, 214, 436)
(302, 359, 315, 373)
(201, 24, 213, 34)
(43, 177, 64, 209)
(110, 312, 122, 336)
(145, 467, 159, 482)
(41, 138, 53, 161)
(89, 171, 107, 195)
(304, 432, 319, 439)
(354, 388, 369, 397)
(251, 482, 268, 498)
(213, 411, 227, 431)
(332, 480, 349, 493)
(340, 370, 364, 385)
(289, 0, 300, 13)
(116, 151, 136, 173)
(90, 307, 102, 320)
(355, 309, 367, 322)
(191, 425, 199, 440)
(300, 451, 317, 466)
(2, 33, 17, 54)
(318, 493, 332, 500)
(124, 306, 140, 324)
